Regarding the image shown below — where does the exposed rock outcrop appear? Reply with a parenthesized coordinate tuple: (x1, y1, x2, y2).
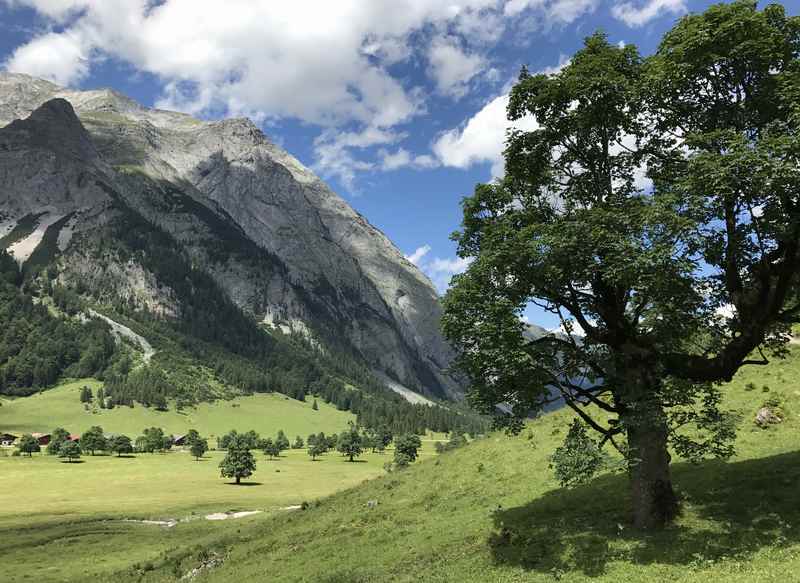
(0, 72, 461, 399)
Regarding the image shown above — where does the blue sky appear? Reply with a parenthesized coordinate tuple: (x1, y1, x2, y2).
(1, 0, 792, 329)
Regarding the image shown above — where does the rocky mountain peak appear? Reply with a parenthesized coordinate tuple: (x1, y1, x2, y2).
(0, 74, 462, 401)
(1, 98, 99, 164)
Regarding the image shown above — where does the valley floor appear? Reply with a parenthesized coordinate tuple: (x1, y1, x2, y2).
(3, 347, 800, 582)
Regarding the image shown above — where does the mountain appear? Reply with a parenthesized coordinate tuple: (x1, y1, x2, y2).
(0, 72, 460, 402)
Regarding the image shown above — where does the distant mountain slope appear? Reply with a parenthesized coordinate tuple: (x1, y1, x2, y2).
(0, 72, 460, 401)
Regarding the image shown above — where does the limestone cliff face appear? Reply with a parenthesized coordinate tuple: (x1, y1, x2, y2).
(0, 73, 460, 399)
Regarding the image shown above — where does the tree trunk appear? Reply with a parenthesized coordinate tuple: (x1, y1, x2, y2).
(236, 476, 241, 484)
(625, 408, 678, 529)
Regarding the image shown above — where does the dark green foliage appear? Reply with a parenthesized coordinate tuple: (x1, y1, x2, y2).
(262, 439, 280, 459)
(46, 427, 70, 455)
(104, 366, 172, 409)
(217, 430, 238, 450)
(336, 423, 363, 462)
(80, 426, 106, 455)
(292, 436, 304, 449)
(392, 451, 412, 470)
(436, 431, 468, 454)
(109, 434, 133, 457)
(275, 430, 290, 452)
(138, 427, 166, 453)
(394, 433, 422, 462)
(17, 433, 39, 456)
(0, 252, 118, 396)
(185, 429, 200, 447)
(242, 430, 261, 450)
(84, 206, 485, 435)
(549, 420, 608, 488)
(219, 435, 257, 484)
(442, 3, 800, 529)
(58, 440, 81, 462)
(79, 386, 92, 403)
(307, 440, 327, 460)
(190, 437, 208, 460)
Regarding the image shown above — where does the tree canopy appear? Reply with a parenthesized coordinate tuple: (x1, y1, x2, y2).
(219, 434, 257, 484)
(443, 1, 800, 529)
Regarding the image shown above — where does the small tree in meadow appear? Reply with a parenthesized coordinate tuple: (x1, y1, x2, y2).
(80, 426, 106, 455)
(262, 439, 281, 460)
(59, 440, 81, 463)
(293, 436, 304, 449)
(337, 423, 363, 462)
(46, 428, 70, 455)
(394, 434, 422, 463)
(308, 441, 326, 461)
(275, 430, 290, 452)
(18, 434, 40, 456)
(142, 427, 165, 453)
(185, 429, 200, 447)
(109, 435, 133, 457)
(190, 438, 209, 461)
(219, 435, 257, 485)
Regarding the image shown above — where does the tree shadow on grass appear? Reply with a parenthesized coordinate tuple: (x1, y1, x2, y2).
(59, 460, 85, 464)
(343, 459, 368, 463)
(223, 481, 263, 486)
(490, 451, 800, 578)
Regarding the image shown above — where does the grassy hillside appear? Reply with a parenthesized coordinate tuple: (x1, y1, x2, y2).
(123, 346, 800, 583)
(2, 348, 799, 583)
(0, 378, 355, 439)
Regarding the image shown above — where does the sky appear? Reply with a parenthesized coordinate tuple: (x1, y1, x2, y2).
(1, 0, 792, 329)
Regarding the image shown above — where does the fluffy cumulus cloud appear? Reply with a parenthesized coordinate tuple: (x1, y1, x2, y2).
(5, 30, 88, 85)
(611, 0, 687, 27)
(405, 245, 473, 294)
(426, 36, 485, 98)
(505, 0, 598, 23)
(432, 56, 572, 179)
(1, 0, 609, 186)
(433, 92, 537, 178)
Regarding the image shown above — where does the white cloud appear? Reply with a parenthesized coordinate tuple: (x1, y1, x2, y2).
(505, 0, 598, 24)
(426, 36, 485, 98)
(405, 245, 431, 265)
(406, 246, 473, 294)
(6, 30, 88, 85)
(432, 92, 538, 178)
(3, 0, 601, 185)
(612, 0, 687, 28)
(379, 148, 439, 171)
(3, 0, 90, 20)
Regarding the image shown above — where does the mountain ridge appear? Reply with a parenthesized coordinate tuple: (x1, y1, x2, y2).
(0, 72, 460, 401)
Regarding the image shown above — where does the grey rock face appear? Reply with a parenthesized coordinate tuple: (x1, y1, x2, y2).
(0, 72, 461, 399)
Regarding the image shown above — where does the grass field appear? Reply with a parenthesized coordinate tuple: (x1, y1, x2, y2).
(0, 444, 441, 583)
(3, 347, 800, 582)
(0, 379, 356, 439)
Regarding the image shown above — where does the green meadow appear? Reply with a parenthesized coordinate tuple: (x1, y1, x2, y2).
(0, 378, 355, 439)
(1, 347, 799, 582)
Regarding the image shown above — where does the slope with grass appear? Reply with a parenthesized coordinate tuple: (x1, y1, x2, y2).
(118, 346, 800, 583)
(0, 378, 355, 439)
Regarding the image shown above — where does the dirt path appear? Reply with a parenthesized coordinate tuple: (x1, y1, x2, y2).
(88, 309, 155, 362)
(120, 506, 300, 528)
